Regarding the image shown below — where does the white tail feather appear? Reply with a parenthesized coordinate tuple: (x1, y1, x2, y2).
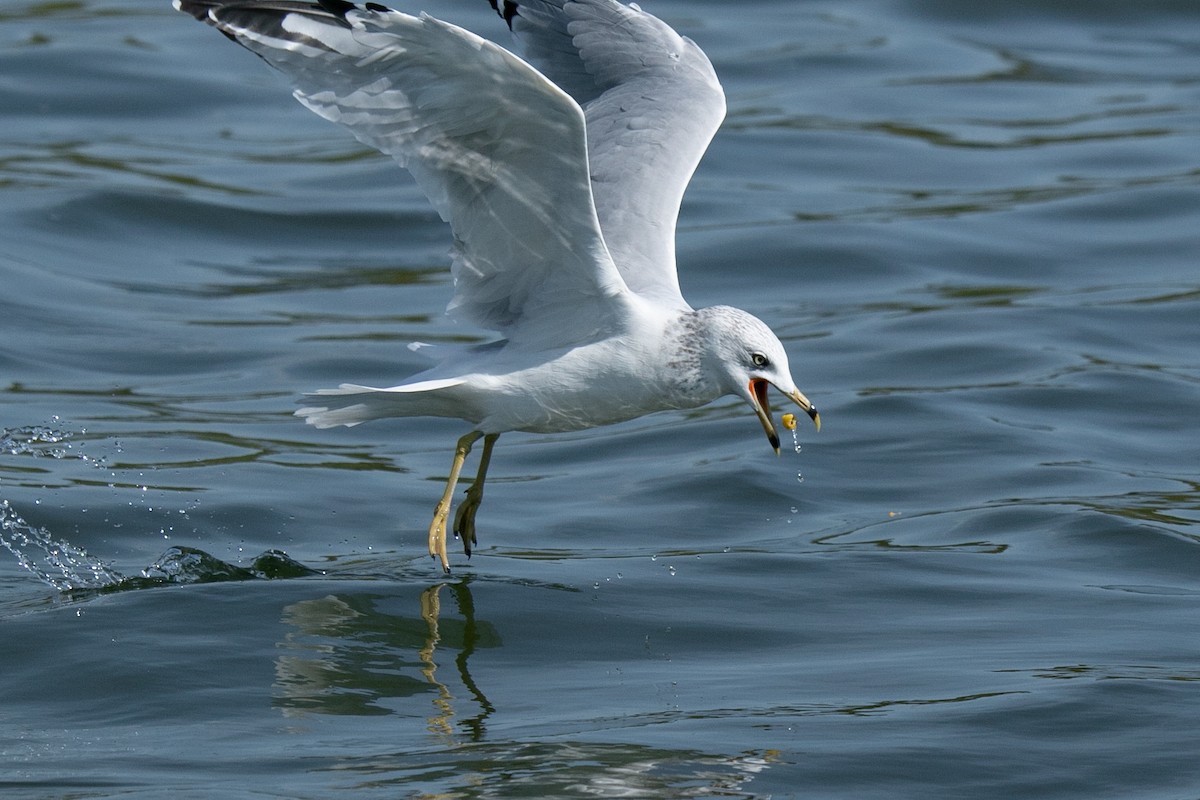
(295, 379, 468, 428)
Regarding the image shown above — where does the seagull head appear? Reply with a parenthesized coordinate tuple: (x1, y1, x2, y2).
(700, 306, 820, 453)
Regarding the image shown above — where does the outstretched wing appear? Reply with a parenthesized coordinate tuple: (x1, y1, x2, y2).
(177, 0, 631, 345)
(491, 0, 727, 309)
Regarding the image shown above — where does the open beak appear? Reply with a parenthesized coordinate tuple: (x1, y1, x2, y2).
(749, 378, 820, 454)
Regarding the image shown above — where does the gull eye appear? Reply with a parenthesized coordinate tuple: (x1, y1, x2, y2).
(750, 352, 770, 369)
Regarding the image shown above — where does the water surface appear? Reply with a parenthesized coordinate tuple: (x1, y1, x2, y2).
(2, 0, 1198, 797)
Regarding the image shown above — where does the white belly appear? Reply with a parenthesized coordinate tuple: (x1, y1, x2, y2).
(463, 336, 717, 435)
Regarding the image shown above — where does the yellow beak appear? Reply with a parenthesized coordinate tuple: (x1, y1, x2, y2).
(750, 379, 820, 454)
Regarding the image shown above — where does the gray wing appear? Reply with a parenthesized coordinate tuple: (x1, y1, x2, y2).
(177, 0, 631, 346)
(492, 0, 727, 309)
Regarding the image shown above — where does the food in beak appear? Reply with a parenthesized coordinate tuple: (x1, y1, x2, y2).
(750, 379, 819, 454)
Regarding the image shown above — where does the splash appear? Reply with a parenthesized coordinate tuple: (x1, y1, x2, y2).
(1, 421, 122, 590)
(141, 546, 318, 584)
(1, 423, 73, 460)
(0, 500, 317, 592)
(0, 499, 125, 591)
(2, 421, 320, 593)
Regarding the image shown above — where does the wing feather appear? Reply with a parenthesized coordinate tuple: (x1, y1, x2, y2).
(496, 0, 726, 307)
(178, 0, 631, 345)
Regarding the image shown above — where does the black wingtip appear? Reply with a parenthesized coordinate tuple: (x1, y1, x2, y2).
(486, 0, 519, 29)
(178, 0, 363, 29)
(174, 0, 219, 21)
(317, 0, 355, 17)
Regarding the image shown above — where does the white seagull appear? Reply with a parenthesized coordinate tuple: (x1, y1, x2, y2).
(176, 0, 820, 571)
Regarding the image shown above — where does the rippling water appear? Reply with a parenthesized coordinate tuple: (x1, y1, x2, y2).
(2, 0, 1198, 797)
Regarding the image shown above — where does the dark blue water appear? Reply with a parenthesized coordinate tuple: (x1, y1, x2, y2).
(3, 0, 1198, 797)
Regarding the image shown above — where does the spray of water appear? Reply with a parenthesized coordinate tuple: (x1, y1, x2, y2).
(0, 499, 125, 591)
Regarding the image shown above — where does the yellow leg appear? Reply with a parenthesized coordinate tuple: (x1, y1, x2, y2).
(454, 433, 500, 557)
(428, 431, 483, 573)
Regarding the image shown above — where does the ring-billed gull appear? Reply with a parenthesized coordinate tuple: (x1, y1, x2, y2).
(176, 0, 821, 571)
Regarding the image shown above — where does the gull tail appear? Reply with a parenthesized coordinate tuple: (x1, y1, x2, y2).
(295, 378, 467, 428)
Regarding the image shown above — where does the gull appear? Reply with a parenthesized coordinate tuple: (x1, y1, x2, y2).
(176, 0, 821, 571)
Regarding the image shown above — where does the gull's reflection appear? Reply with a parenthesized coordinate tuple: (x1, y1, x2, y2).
(418, 579, 496, 739)
(273, 576, 497, 741)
